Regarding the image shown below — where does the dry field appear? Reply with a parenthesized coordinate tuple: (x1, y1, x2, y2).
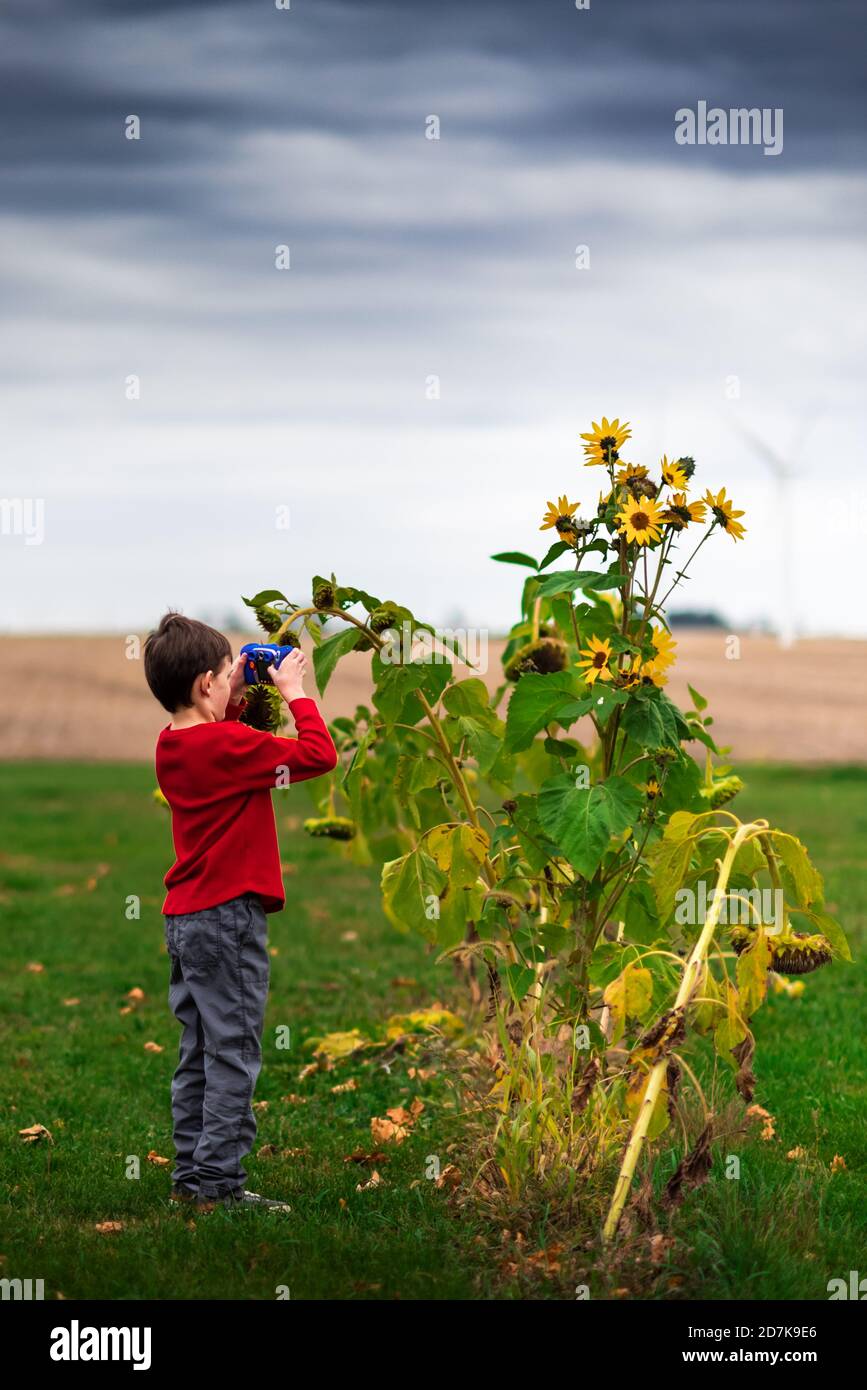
(0, 631, 864, 764)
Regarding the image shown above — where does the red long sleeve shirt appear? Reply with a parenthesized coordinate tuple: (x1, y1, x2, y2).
(156, 696, 337, 915)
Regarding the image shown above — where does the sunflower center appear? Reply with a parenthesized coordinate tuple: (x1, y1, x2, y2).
(633, 510, 649, 530)
(593, 651, 607, 668)
(600, 436, 618, 460)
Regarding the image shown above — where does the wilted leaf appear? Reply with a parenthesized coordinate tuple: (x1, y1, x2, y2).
(19, 1123, 53, 1144)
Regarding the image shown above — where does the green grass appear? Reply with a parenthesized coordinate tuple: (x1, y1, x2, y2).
(0, 762, 864, 1300)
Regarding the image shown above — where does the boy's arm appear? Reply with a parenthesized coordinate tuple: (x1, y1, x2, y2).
(215, 697, 337, 791)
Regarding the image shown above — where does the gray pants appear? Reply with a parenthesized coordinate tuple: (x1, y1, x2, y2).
(163, 893, 270, 1199)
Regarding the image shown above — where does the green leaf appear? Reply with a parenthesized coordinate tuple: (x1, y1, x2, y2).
(380, 849, 448, 939)
(536, 569, 628, 598)
(800, 908, 853, 963)
(504, 672, 582, 752)
(538, 775, 644, 878)
(313, 626, 361, 696)
(538, 540, 572, 570)
(621, 693, 668, 750)
(650, 811, 701, 920)
(687, 683, 708, 712)
(736, 928, 772, 1017)
(423, 824, 490, 947)
(771, 833, 824, 909)
(490, 551, 539, 570)
(242, 589, 289, 608)
(502, 963, 537, 1003)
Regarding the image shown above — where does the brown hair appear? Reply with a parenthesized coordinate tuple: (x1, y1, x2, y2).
(144, 612, 231, 712)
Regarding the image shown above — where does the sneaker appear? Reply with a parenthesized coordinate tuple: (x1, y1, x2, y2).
(169, 1185, 198, 1204)
(195, 1188, 291, 1214)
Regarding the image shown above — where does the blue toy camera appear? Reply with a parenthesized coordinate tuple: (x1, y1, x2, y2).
(240, 643, 298, 685)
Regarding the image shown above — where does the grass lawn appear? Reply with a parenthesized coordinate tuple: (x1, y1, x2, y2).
(0, 762, 864, 1300)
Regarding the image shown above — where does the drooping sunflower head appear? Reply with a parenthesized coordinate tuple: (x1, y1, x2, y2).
(254, 604, 284, 635)
(303, 815, 356, 841)
(576, 634, 613, 686)
(504, 635, 569, 681)
(369, 601, 402, 635)
(659, 456, 689, 492)
(540, 494, 580, 538)
(730, 926, 832, 975)
(663, 492, 707, 530)
(313, 578, 335, 611)
(698, 773, 745, 808)
(615, 494, 664, 546)
(704, 488, 746, 541)
(675, 456, 697, 480)
(240, 683, 285, 734)
(580, 416, 631, 468)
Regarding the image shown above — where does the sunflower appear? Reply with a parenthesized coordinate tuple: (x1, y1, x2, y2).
(704, 488, 746, 541)
(615, 462, 649, 487)
(615, 494, 664, 546)
(643, 777, 661, 800)
(649, 624, 677, 670)
(540, 494, 579, 536)
(663, 491, 707, 529)
(639, 659, 669, 688)
(303, 815, 356, 841)
(577, 635, 614, 685)
(659, 456, 689, 491)
(729, 926, 832, 975)
(580, 417, 631, 468)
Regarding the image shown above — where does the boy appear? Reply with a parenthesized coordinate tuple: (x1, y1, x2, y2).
(144, 612, 337, 1213)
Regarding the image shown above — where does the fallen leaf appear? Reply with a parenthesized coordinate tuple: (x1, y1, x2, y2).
(434, 1164, 461, 1191)
(331, 1078, 358, 1094)
(280, 1093, 307, 1105)
(62, 998, 80, 1007)
(269, 947, 279, 957)
(146, 1151, 170, 1167)
(787, 1146, 808, 1161)
(19, 1123, 53, 1144)
(143, 1041, 164, 1053)
(94, 1221, 124, 1235)
(26, 962, 45, 974)
(343, 1149, 389, 1165)
(252, 1100, 269, 1113)
(390, 977, 418, 988)
(355, 1170, 383, 1192)
(830, 1154, 847, 1173)
(407, 1067, 436, 1081)
(371, 1116, 409, 1146)
(127, 987, 145, 1002)
(257, 1144, 278, 1158)
(340, 931, 358, 942)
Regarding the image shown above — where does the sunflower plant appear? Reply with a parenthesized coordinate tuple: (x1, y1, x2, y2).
(238, 418, 850, 1237)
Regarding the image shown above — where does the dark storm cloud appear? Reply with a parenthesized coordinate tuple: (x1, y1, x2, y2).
(0, 0, 863, 217)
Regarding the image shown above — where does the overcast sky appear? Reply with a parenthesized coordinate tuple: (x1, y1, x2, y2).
(1, 0, 865, 637)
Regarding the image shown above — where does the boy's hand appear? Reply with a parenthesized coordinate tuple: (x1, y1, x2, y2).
(269, 649, 309, 702)
(228, 652, 248, 705)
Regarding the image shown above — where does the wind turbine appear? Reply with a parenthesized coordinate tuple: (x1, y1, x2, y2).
(729, 409, 821, 649)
